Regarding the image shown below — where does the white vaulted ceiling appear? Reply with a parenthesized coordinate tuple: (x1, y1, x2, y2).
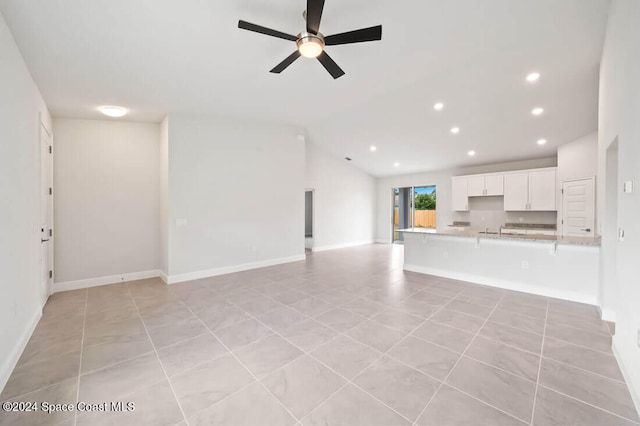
(0, 0, 610, 176)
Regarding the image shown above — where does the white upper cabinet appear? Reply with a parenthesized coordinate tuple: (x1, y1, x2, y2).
(454, 167, 556, 212)
(504, 169, 556, 211)
(467, 174, 504, 196)
(467, 175, 486, 196)
(504, 173, 529, 211)
(528, 170, 556, 210)
(485, 174, 504, 196)
(451, 177, 469, 211)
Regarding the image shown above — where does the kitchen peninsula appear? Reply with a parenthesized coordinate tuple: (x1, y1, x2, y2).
(398, 227, 600, 305)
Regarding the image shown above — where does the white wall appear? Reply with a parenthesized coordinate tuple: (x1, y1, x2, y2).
(376, 158, 557, 242)
(305, 141, 377, 251)
(598, 0, 640, 412)
(53, 119, 161, 286)
(556, 132, 598, 231)
(166, 115, 305, 280)
(0, 10, 52, 391)
(557, 132, 598, 183)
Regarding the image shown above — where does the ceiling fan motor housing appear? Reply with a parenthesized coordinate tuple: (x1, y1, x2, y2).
(297, 32, 325, 58)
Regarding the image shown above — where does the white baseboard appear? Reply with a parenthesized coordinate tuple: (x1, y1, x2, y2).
(0, 307, 42, 393)
(375, 239, 391, 244)
(54, 270, 162, 292)
(311, 240, 374, 253)
(403, 263, 598, 305)
(167, 254, 306, 284)
(158, 270, 169, 284)
(612, 335, 640, 418)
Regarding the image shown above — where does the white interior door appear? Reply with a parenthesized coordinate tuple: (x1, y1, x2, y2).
(562, 177, 595, 237)
(40, 124, 53, 303)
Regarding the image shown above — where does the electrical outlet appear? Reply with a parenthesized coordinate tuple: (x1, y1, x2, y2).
(522, 261, 529, 269)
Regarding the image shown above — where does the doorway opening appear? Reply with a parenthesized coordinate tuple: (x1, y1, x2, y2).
(392, 185, 437, 243)
(305, 190, 314, 250)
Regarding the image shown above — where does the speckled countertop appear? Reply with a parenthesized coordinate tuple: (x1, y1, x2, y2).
(397, 228, 601, 246)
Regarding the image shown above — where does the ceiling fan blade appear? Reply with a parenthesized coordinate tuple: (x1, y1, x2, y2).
(238, 20, 298, 41)
(270, 51, 302, 73)
(317, 51, 345, 79)
(324, 25, 382, 46)
(306, 0, 325, 34)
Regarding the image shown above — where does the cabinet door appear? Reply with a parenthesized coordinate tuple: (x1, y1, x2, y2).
(467, 175, 486, 196)
(451, 177, 469, 211)
(485, 174, 504, 196)
(504, 173, 529, 211)
(529, 170, 556, 211)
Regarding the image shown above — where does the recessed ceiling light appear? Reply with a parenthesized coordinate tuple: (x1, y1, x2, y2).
(467, 150, 476, 156)
(531, 107, 544, 116)
(434, 102, 444, 111)
(450, 127, 460, 134)
(370, 146, 377, 152)
(393, 162, 400, 167)
(537, 139, 547, 145)
(99, 106, 128, 118)
(526, 72, 541, 83)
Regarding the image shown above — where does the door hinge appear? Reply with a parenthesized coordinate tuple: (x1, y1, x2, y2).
(49, 229, 53, 237)
(48, 146, 52, 154)
(49, 270, 53, 279)
(49, 187, 52, 195)
(562, 219, 564, 224)
(561, 189, 564, 194)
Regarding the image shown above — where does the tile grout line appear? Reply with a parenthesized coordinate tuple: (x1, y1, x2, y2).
(168, 288, 303, 425)
(409, 292, 535, 426)
(535, 383, 640, 425)
(529, 298, 549, 426)
(73, 289, 89, 426)
(125, 283, 191, 426)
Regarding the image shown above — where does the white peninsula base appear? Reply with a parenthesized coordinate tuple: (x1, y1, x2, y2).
(402, 231, 600, 305)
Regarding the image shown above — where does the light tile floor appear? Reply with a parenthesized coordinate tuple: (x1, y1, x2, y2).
(1, 244, 638, 426)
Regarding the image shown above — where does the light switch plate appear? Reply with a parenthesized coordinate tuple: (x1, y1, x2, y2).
(624, 180, 634, 194)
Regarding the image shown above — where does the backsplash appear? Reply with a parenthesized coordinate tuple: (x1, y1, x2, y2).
(451, 196, 557, 232)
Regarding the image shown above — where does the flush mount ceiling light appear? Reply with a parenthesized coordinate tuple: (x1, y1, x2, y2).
(450, 127, 460, 134)
(99, 106, 127, 118)
(537, 138, 547, 145)
(370, 146, 377, 152)
(434, 102, 444, 111)
(468, 150, 476, 156)
(526, 72, 541, 83)
(531, 107, 544, 116)
(394, 162, 400, 167)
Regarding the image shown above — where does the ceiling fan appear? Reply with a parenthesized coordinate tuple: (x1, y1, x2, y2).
(238, 0, 382, 79)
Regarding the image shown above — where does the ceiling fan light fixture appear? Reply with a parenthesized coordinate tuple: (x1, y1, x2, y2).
(297, 33, 324, 58)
